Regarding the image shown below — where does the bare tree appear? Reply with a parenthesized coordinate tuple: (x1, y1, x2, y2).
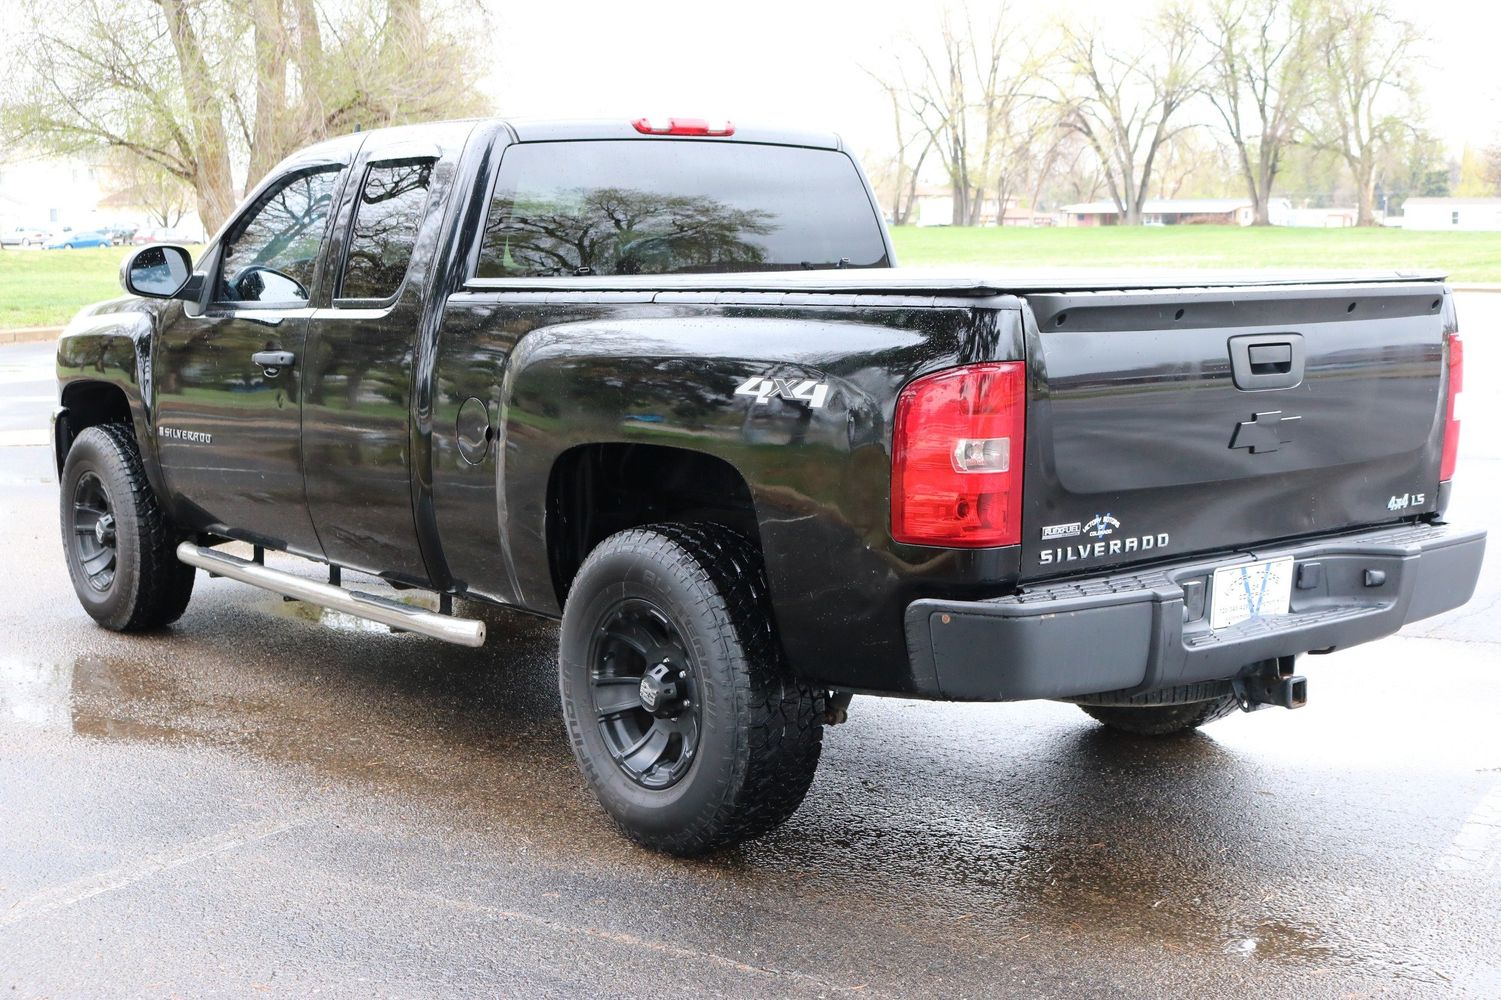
(865, 73, 935, 225)
(1054, 4, 1204, 225)
(1304, 0, 1420, 225)
(1151, 130, 1233, 199)
(105, 152, 195, 228)
(879, 3, 1051, 226)
(1198, 0, 1315, 224)
(1, 0, 489, 233)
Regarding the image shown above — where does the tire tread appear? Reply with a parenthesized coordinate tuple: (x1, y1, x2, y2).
(563, 522, 823, 855)
(61, 423, 194, 630)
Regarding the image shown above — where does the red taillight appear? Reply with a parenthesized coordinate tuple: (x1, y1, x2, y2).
(1441, 333, 1463, 481)
(631, 117, 734, 137)
(891, 362, 1026, 548)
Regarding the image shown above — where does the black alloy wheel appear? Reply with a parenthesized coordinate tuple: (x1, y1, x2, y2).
(589, 599, 702, 790)
(69, 471, 119, 592)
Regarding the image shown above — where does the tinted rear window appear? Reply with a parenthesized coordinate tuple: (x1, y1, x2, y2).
(475, 140, 888, 278)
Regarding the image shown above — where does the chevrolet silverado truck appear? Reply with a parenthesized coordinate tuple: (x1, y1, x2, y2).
(54, 117, 1484, 855)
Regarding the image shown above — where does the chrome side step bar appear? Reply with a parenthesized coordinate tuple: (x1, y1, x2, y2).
(176, 542, 486, 648)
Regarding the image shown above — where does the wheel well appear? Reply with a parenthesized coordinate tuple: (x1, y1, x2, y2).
(547, 443, 759, 606)
(57, 381, 132, 474)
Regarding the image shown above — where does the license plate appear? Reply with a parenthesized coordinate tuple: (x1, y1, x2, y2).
(1210, 558, 1294, 630)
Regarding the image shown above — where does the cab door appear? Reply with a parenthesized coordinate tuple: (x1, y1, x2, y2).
(300, 124, 472, 583)
(152, 148, 355, 558)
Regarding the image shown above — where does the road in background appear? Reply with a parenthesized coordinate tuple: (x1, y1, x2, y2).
(1, 298, 1497, 998)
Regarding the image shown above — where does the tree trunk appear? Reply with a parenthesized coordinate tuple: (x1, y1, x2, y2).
(158, 0, 235, 234)
(247, 0, 289, 189)
(896, 144, 930, 226)
(1354, 159, 1378, 226)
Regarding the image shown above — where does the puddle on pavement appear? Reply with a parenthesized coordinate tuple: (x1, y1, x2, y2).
(1224, 918, 1339, 963)
(266, 595, 415, 635)
(0, 595, 589, 842)
(0, 655, 192, 742)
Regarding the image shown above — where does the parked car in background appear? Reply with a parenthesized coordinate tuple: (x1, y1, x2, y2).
(1, 225, 51, 247)
(44, 231, 111, 249)
(98, 224, 138, 246)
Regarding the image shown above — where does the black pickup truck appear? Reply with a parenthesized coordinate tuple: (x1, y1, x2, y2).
(54, 117, 1484, 855)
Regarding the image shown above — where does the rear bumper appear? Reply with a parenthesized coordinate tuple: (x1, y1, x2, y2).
(903, 522, 1486, 701)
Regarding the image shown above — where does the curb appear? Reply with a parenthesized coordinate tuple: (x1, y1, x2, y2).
(0, 327, 63, 345)
(1451, 285, 1501, 294)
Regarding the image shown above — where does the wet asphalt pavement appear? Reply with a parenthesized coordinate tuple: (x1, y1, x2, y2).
(1, 298, 1499, 999)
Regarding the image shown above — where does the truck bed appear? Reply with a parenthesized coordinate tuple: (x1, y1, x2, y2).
(463, 267, 1448, 296)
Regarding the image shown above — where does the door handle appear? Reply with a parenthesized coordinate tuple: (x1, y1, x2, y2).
(251, 350, 296, 376)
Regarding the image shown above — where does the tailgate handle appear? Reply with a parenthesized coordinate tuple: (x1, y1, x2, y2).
(1230, 334, 1304, 391)
(1248, 343, 1293, 374)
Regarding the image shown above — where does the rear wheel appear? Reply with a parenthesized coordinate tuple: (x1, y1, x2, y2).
(559, 523, 823, 856)
(60, 424, 195, 630)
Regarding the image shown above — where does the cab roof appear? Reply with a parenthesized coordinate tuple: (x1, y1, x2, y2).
(499, 118, 843, 151)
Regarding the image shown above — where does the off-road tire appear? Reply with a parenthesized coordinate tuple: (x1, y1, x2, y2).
(559, 523, 823, 856)
(1079, 694, 1240, 736)
(60, 423, 195, 630)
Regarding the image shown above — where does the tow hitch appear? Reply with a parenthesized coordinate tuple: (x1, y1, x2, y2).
(1233, 656, 1307, 712)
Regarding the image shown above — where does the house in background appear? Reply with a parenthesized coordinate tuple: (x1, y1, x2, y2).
(1060, 197, 1292, 227)
(0, 152, 206, 238)
(0, 155, 107, 231)
(912, 188, 1054, 227)
(1283, 206, 1359, 228)
(1400, 197, 1501, 231)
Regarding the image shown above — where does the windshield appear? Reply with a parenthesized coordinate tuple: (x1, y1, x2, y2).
(475, 140, 889, 278)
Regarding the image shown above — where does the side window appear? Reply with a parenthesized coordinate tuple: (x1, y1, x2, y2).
(217, 166, 342, 304)
(339, 158, 435, 301)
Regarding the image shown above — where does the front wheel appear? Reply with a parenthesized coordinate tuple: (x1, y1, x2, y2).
(559, 523, 823, 856)
(60, 424, 195, 630)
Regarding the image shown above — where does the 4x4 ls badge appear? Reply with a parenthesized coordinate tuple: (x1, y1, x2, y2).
(1230, 410, 1300, 454)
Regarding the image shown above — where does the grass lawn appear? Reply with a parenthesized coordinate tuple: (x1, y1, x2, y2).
(0, 246, 138, 328)
(890, 224, 1501, 281)
(2, 226, 1497, 330)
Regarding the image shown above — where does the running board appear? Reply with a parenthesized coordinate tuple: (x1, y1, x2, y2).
(176, 542, 486, 648)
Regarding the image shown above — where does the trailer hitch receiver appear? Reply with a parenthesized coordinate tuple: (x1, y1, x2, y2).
(1233, 656, 1307, 712)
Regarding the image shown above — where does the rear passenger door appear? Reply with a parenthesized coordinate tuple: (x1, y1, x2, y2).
(301, 125, 472, 583)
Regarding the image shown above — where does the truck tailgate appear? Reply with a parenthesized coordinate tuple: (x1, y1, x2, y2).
(1020, 282, 1450, 580)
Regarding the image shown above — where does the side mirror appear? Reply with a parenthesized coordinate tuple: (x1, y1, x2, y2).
(121, 245, 193, 299)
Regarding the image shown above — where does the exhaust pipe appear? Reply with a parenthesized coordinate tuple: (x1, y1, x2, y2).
(1234, 656, 1307, 712)
(177, 542, 486, 648)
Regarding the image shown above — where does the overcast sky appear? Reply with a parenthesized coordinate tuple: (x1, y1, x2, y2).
(480, 0, 1500, 160)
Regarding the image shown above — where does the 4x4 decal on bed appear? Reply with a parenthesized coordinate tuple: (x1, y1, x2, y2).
(734, 376, 830, 408)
